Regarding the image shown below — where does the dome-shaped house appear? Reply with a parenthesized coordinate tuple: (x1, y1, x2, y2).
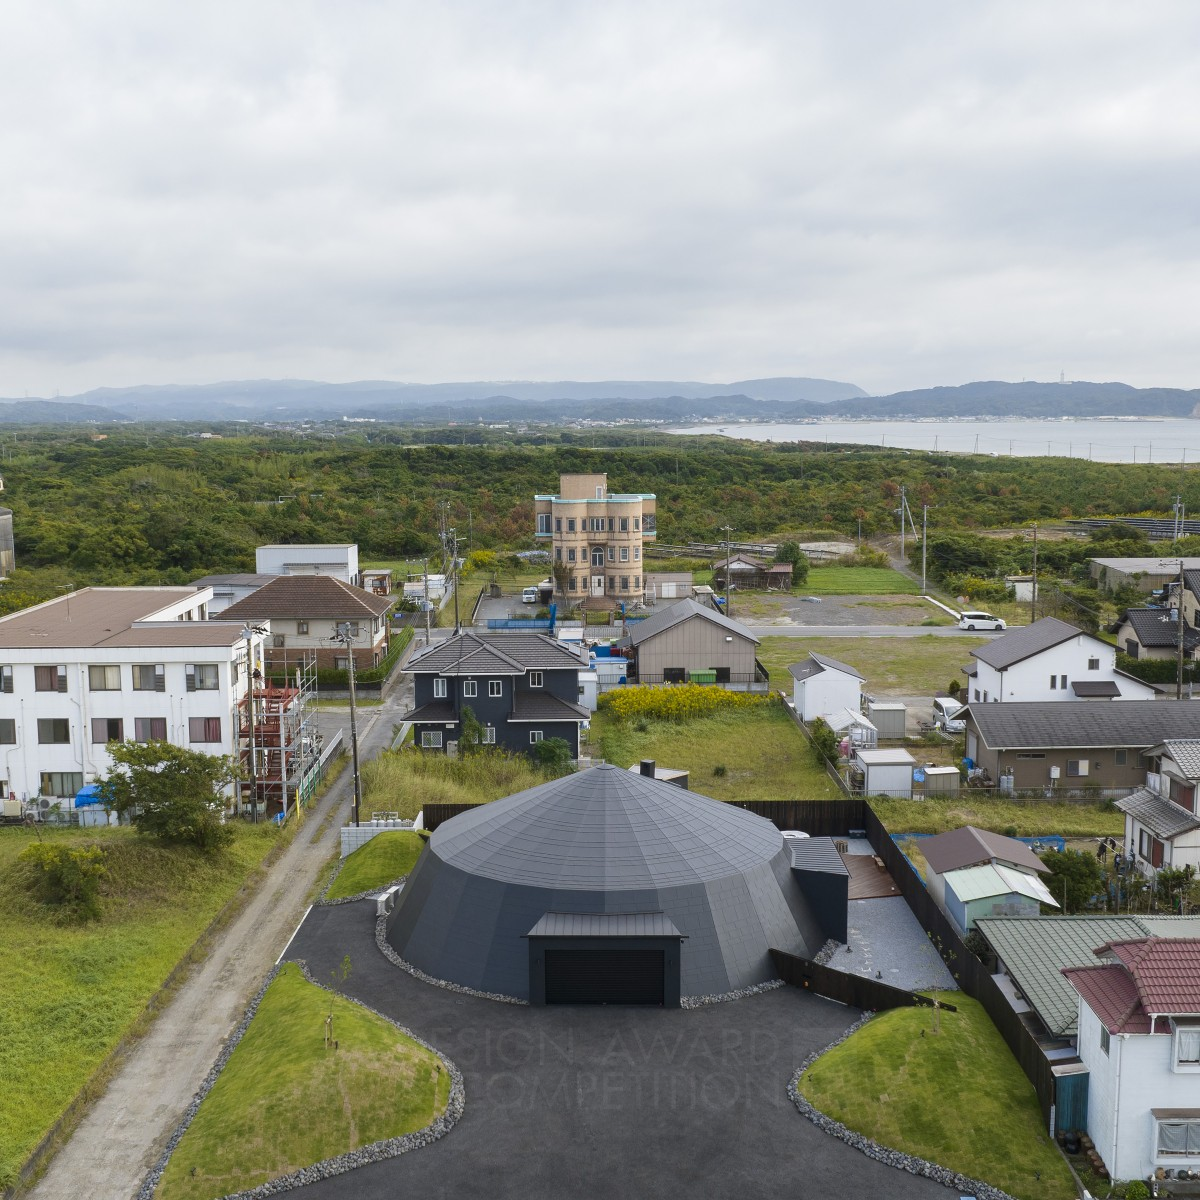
(386, 763, 823, 1005)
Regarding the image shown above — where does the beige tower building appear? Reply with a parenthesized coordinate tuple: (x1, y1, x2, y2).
(534, 473, 656, 605)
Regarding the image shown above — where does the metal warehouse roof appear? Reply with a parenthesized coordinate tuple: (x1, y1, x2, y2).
(524, 912, 684, 938)
(622, 598, 760, 648)
(968, 700, 1200, 750)
(788, 837, 850, 875)
(943, 863, 1058, 906)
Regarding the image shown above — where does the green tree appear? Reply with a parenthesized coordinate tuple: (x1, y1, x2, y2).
(1040, 848, 1105, 913)
(96, 740, 239, 851)
(18, 842, 107, 923)
(459, 704, 485, 755)
(809, 717, 839, 768)
(530, 736, 573, 773)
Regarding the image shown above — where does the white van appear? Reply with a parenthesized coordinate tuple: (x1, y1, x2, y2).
(932, 696, 966, 733)
(521, 587, 540, 604)
(958, 610, 1005, 631)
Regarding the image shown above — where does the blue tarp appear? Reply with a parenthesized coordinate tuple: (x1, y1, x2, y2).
(75, 784, 103, 807)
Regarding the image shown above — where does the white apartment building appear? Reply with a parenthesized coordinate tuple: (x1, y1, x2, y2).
(0, 587, 265, 804)
(255, 543, 360, 586)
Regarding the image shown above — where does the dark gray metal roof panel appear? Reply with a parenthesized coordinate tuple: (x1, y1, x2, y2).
(968, 699, 1200, 750)
(789, 836, 851, 875)
(408, 630, 584, 675)
(809, 652, 864, 679)
(624, 597, 760, 647)
(1071, 680, 1122, 697)
(509, 693, 590, 722)
(525, 911, 684, 938)
(971, 617, 1087, 669)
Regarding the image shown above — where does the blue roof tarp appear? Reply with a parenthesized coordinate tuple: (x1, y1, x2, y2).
(74, 784, 103, 807)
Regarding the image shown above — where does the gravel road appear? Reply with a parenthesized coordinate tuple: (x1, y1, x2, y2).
(26, 681, 413, 1200)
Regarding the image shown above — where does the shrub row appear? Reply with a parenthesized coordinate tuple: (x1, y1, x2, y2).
(598, 683, 766, 723)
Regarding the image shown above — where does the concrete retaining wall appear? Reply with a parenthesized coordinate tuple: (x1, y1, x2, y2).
(340, 816, 421, 858)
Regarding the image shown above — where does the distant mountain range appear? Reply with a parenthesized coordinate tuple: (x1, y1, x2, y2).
(1, 376, 1198, 425)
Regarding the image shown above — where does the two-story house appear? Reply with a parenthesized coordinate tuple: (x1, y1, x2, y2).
(1116, 740, 1200, 876)
(404, 631, 589, 756)
(533, 472, 656, 606)
(1113, 606, 1200, 663)
(0, 587, 262, 805)
(965, 617, 1155, 703)
(1064, 937, 1200, 1181)
(218, 575, 392, 671)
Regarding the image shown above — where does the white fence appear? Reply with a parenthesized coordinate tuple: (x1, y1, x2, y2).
(339, 812, 423, 858)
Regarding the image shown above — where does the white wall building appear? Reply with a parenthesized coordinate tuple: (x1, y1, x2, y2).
(0, 587, 264, 805)
(1065, 937, 1200, 1181)
(788, 652, 864, 722)
(255, 543, 360, 587)
(966, 617, 1156, 704)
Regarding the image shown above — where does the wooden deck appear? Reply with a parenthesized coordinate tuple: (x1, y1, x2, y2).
(842, 853, 903, 900)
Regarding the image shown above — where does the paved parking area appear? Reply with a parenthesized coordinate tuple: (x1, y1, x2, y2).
(830, 897, 957, 993)
(283, 903, 951, 1200)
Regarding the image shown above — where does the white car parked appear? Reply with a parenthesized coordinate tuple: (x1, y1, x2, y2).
(958, 610, 1006, 631)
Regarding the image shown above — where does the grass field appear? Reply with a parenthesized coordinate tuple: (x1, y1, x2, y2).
(871, 796, 1124, 838)
(326, 831, 425, 900)
(798, 993, 1074, 1200)
(756, 634, 986, 696)
(0, 823, 284, 1187)
(803, 567, 920, 595)
(589, 704, 842, 800)
(156, 963, 450, 1200)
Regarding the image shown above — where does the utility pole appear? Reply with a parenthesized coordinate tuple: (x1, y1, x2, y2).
(1162, 557, 1187, 700)
(899, 485, 906, 562)
(423, 557, 431, 646)
(921, 504, 928, 596)
(1030, 523, 1038, 624)
(240, 626, 266, 823)
(449, 529, 462, 633)
(336, 622, 363, 827)
(720, 525, 729, 619)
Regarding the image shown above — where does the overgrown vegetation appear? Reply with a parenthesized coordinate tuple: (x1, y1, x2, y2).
(874, 796, 1124, 838)
(590, 705, 841, 800)
(155, 963, 450, 1200)
(803, 566, 919, 595)
(797, 993, 1075, 1200)
(325, 831, 425, 901)
(17, 841, 108, 923)
(599, 682, 766, 722)
(0, 823, 282, 1187)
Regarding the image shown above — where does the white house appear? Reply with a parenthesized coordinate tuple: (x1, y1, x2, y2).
(965, 617, 1156, 704)
(1064, 937, 1200, 1181)
(1116, 740, 1200, 877)
(0, 587, 264, 806)
(255, 543, 360, 586)
(788, 652, 864, 722)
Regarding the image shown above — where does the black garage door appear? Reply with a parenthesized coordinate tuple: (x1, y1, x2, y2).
(544, 946, 665, 1006)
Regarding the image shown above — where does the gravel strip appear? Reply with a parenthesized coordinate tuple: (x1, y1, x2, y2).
(138, 960, 464, 1200)
(317, 873, 408, 907)
(788, 1014, 1017, 1200)
(680, 978, 786, 1008)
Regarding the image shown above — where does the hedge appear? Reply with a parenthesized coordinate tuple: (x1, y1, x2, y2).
(266, 627, 413, 690)
(1116, 650, 1200, 685)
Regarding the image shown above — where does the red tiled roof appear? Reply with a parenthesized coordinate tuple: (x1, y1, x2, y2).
(1062, 964, 1151, 1034)
(1103, 938, 1200, 1014)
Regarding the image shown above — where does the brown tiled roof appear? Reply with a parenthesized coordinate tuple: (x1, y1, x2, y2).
(218, 575, 392, 621)
(1062, 963, 1152, 1034)
(1064, 937, 1200, 1032)
(921, 825, 1048, 876)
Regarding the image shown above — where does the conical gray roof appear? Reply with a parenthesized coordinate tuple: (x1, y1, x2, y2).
(431, 762, 782, 890)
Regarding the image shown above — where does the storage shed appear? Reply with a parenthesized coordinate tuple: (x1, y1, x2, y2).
(851, 747, 916, 798)
(866, 700, 906, 739)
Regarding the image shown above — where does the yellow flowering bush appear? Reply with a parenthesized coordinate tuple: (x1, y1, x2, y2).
(599, 683, 766, 723)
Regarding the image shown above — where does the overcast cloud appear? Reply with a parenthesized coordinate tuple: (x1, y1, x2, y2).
(3, 1, 1200, 397)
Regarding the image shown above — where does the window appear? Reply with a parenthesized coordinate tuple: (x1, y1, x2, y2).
(189, 717, 222, 743)
(91, 717, 123, 743)
(1126, 639, 1139, 658)
(593, 517, 604, 532)
(982, 689, 989, 702)
(620, 546, 629, 562)
(133, 664, 165, 692)
(529, 730, 543, 744)
(463, 680, 478, 698)
(633, 576, 639, 589)
(529, 671, 543, 688)
(1088, 657, 1100, 670)
(0, 664, 10, 693)
(433, 677, 448, 699)
(634, 547, 640, 560)
(334, 656, 349, 671)
(1115, 749, 1128, 766)
(297, 621, 309, 635)
(592, 548, 604, 567)
(1016, 752, 1046, 760)
(1175, 1023, 1200, 1068)
(1140, 828, 1166, 867)
(595, 486, 604, 498)
(567, 518, 576, 533)
(0, 718, 15, 744)
(1060, 674, 1068, 689)
(537, 513, 552, 535)
(483, 726, 496, 744)
(1100, 1026, 1110, 1055)
(568, 577, 577, 591)
(555, 517, 562, 533)
(555, 548, 562, 561)
(38, 719, 70, 744)
(187, 664, 219, 691)
(421, 730, 443, 749)
(620, 517, 629, 532)
(88, 665, 121, 691)
(634, 517, 640, 531)
(568, 548, 577, 563)
(621, 576, 630, 590)
(1049, 675, 1057, 690)
(35, 665, 66, 692)
(1157, 1115, 1200, 1157)
(489, 680, 502, 697)
(1066, 759, 1088, 777)
(607, 517, 614, 532)
(134, 717, 167, 742)
(974, 689, 980, 702)
(40, 771, 82, 798)
(608, 576, 617, 592)
(607, 546, 615, 562)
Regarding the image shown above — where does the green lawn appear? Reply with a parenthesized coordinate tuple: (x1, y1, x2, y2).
(871, 796, 1124, 838)
(326, 831, 425, 900)
(756, 634, 986, 696)
(589, 705, 842, 800)
(798, 994, 1074, 1200)
(0, 823, 284, 1187)
(156, 963, 450, 1200)
(803, 567, 920, 595)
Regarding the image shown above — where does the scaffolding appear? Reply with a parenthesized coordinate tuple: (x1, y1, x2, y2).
(238, 654, 323, 819)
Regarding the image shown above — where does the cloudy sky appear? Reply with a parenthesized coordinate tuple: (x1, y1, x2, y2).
(3, 1, 1200, 397)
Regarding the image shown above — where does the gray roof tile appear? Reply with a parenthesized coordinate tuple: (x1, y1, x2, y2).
(968, 699, 1200, 750)
(408, 630, 584, 675)
(1118, 607, 1200, 650)
(972, 617, 1090, 669)
(1115, 787, 1200, 839)
(509, 693, 590, 722)
(1159, 740, 1200, 778)
(921, 825, 1047, 875)
(624, 597, 760, 648)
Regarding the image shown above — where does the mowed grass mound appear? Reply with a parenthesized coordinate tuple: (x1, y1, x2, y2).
(798, 994, 1074, 1200)
(803, 566, 920, 595)
(756, 634, 988, 695)
(326, 831, 425, 900)
(871, 795, 1123, 839)
(0, 823, 282, 1187)
(156, 962, 451, 1200)
(591, 704, 841, 800)
(361, 748, 557, 820)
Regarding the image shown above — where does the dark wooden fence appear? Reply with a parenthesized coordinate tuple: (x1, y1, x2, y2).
(862, 802, 1058, 1129)
(770, 949, 956, 1013)
(729, 798, 866, 837)
(421, 801, 484, 832)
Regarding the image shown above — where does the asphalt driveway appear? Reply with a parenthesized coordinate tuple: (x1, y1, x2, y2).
(283, 903, 953, 1200)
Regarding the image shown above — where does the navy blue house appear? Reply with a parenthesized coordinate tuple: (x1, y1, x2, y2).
(403, 631, 589, 757)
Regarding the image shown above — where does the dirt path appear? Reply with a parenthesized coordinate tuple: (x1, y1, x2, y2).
(27, 690, 409, 1200)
